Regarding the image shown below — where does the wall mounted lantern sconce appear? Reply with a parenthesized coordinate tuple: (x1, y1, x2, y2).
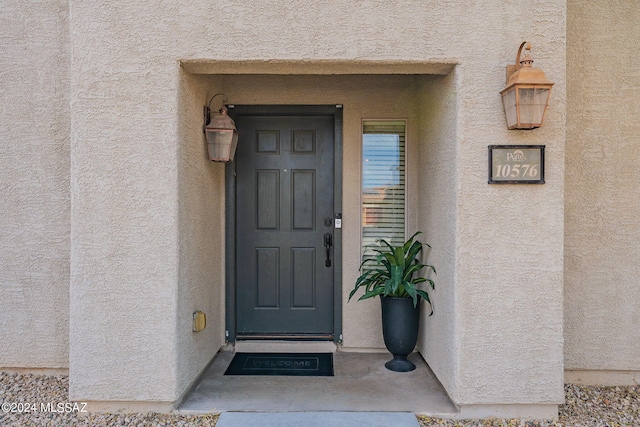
(501, 42, 554, 130)
(203, 93, 238, 162)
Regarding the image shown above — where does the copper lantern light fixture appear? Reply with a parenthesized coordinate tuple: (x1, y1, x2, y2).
(203, 93, 238, 162)
(501, 42, 554, 130)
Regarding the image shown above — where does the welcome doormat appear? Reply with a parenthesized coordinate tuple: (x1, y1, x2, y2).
(224, 352, 334, 376)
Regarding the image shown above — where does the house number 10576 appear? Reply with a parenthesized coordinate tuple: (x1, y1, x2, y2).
(493, 163, 539, 178)
(488, 145, 545, 184)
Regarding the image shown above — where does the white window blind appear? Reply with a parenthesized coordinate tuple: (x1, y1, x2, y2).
(362, 120, 406, 254)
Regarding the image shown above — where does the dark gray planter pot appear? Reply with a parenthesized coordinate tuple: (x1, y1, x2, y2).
(380, 296, 420, 372)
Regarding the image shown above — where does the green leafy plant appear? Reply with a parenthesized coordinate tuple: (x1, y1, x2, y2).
(349, 231, 436, 313)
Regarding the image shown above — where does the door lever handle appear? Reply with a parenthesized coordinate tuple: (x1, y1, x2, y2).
(324, 233, 333, 267)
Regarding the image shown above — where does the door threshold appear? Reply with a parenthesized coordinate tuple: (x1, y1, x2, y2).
(234, 340, 337, 354)
(236, 334, 333, 341)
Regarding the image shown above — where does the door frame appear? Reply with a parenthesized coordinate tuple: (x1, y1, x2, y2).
(225, 105, 343, 343)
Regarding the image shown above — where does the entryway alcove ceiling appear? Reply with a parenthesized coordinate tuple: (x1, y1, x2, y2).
(179, 59, 458, 75)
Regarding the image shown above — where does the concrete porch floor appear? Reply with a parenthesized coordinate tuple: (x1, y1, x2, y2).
(178, 350, 458, 415)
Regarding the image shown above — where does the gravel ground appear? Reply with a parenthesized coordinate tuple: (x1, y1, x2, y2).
(418, 384, 640, 427)
(1, 372, 638, 426)
(0, 373, 218, 427)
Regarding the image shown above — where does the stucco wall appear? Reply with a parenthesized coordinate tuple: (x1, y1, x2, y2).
(453, 14, 566, 406)
(62, 0, 566, 409)
(0, 0, 70, 369)
(416, 72, 459, 401)
(68, 3, 182, 402)
(565, 1, 640, 373)
(456, 80, 566, 407)
(9, 0, 635, 413)
(176, 72, 227, 398)
(417, 36, 566, 406)
(408, 3, 566, 407)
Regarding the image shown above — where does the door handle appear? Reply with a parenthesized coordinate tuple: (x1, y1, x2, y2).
(324, 233, 333, 267)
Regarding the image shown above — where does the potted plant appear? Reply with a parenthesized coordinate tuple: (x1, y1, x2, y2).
(349, 231, 435, 372)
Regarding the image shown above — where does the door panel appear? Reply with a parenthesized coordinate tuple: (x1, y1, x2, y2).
(292, 170, 315, 230)
(291, 247, 315, 308)
(236, 115, 334, 335)
(256, 170, 279, 230)
(256, 248, 279, 308)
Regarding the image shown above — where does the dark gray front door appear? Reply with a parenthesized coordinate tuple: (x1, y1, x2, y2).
(235, 115, 334, 336)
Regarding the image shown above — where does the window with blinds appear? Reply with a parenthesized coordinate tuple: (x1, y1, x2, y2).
(362, 120, 406, 255)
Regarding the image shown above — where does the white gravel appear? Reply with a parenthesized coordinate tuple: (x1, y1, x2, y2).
(0, 372, 218, 427)
(2, 372, 638, 426)
(419, 384, 640, 427)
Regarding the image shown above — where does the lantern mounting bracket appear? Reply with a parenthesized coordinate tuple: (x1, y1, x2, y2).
(203, 93, 229, 131)
(506, 41, 531, 82)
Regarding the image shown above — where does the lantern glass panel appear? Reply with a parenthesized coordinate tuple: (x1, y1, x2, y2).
(517, 87, 549, 127)
(206, 129, 234, 161)
(228, 132, 239, 161)
(502, 88, 517, 128)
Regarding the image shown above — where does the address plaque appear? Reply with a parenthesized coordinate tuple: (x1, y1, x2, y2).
(488, 145, 545, 184)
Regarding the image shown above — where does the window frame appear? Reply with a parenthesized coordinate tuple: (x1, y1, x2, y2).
(360, 118, 408, 257)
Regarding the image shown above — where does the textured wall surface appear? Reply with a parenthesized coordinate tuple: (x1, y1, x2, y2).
(0, 0, 70, 368)
(410, 2, 566, 406)
(68, 2, 183, 401)
(565, 1, 640, 372)
(2, 0, 567, 410)
(416, 72, 459, 401)
(452, 5, 567, 403)
(176, 72, 227, 397)
(415, 10, 566, 405)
